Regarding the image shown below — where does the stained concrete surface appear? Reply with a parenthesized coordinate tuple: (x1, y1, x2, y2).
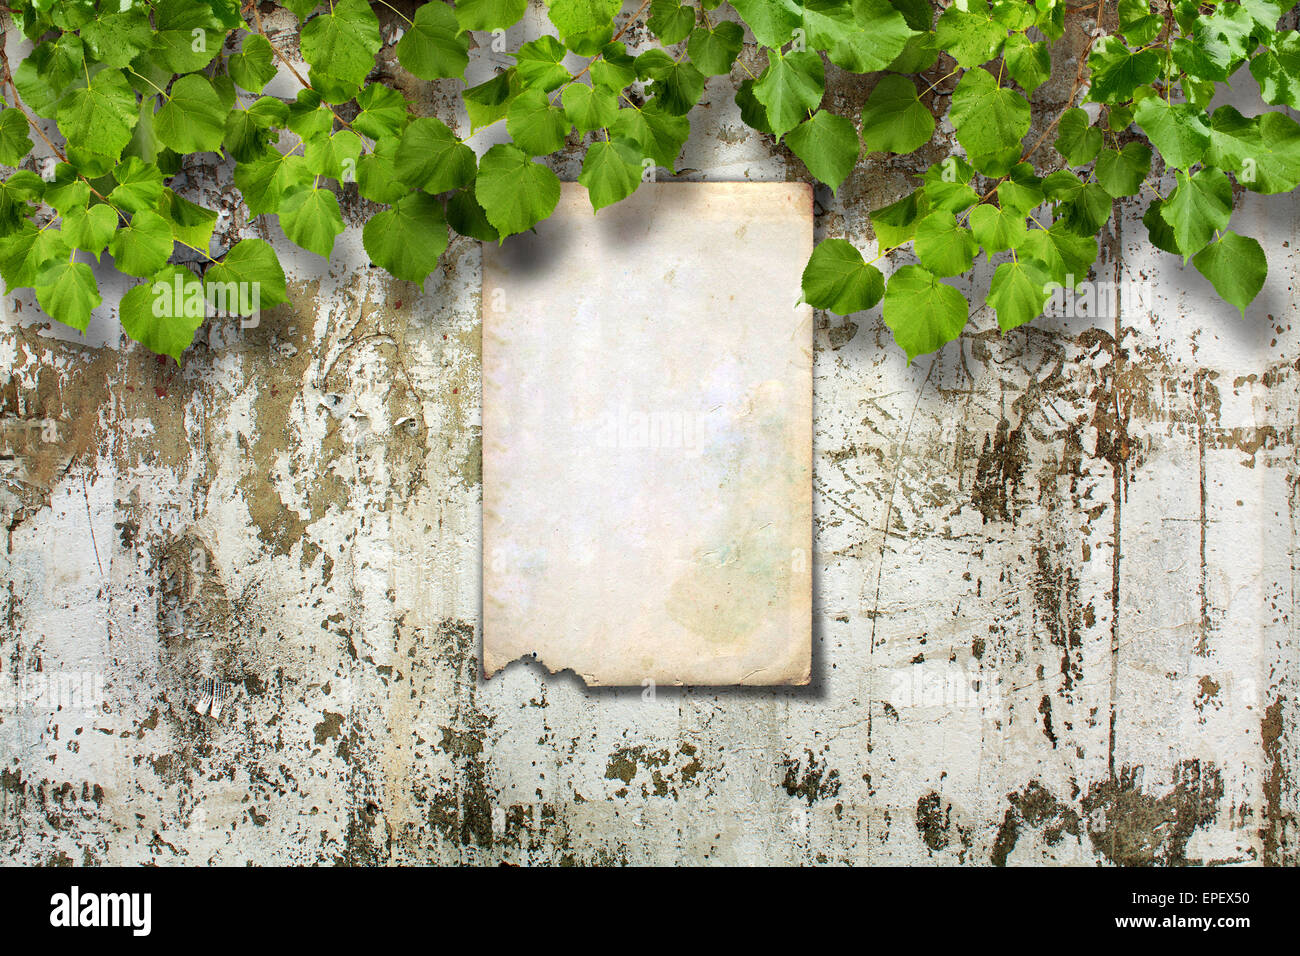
(0, 4, 1297, 865)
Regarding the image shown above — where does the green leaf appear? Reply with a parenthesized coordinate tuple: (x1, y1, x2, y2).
(394, 116, 476, 192)
(860, 74, 933, 154)
(1142, 197, 1180, 256)
(935, 4, 1005, 68)
(548, 0, 621, 51)
(1021, 223, 1098, 286)
(305, 131, 362, 183)
(578, 140, 642, 212)
(0, 226, 58, 290)
(752, 49, 824, 140)
(988, 259, 1051, 332)
(463, 70, 523, 130)
(1192, 231, 1267, 317)
(1060, 183, 1113, 236)
(687, 22, 745, 76)
(279, 187, 345, 258)
(1095, 143, 1152, 197)
(398, 1, 470, 81)
(447, 184, 499, 242)
(1206, 106, 1300, 195)
(1118, 0, 1161, 46)
(109, 209, 174, 277)
(636, 50, 707, 116)
(300, 0, 382, 103)
(1134, 97, 1211, 170)
(1003, 34, 1051, 95)
(1054, 108, 1102, 166)
(454, 0, 527, 32)
(562, 83, 619, 135)
(56, 67, 138, 176)
(476, 144, 562, 238)
(506, 87, 572, 155)
(649, 0, 695, 45)
(206, 238, 288, 309)
(591, 42, 638, 89)
(35, 258, 100, 332)
(64, 204, 118, 258)
(155, 74, 226, 154)
(881, 264, 968, 362)
(515, 35, 571, 91)
(1251, 31, 1300, 110)
(363, 192, 449, 283)
(800, 238, 884, 314)
(735, 78, 773, 135)
(786, 111, 860, 193)
(152, 0, 226, 73)
(356, 138, 408, 204)
(229, 33, 277, 93)
(81, 8, 152, 69)
(968, 203, 1028, 254)
(1086, 36, 1160, 104)
(354, 84, 410, 140)
(0, 110, 33, 166)
(118, 265, 205, 363)
(235, 151, 312, 215)
(803, 0, 916, 73)
(913, 210, 978, 278)
(949, 66, 1030, 174)
(158, 190, 218, 250)
(610, 102, 690, 170)
(729, 0, 801, 47)
(869, 190, 927, 248)
(1159, 167, 1233, 261)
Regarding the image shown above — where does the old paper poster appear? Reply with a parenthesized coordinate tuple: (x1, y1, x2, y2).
(482, 182, 813, 685)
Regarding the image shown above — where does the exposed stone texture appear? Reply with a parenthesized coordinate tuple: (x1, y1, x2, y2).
(1, 3, 1296, 865)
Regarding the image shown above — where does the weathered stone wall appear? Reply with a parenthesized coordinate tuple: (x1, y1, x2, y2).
(1, 3, 1296, 865)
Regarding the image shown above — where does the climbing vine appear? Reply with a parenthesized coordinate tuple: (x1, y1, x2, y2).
(0, 0, 1296, 362)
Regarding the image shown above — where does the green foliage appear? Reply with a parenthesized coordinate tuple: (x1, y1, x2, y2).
(0, 0, 1294, 364)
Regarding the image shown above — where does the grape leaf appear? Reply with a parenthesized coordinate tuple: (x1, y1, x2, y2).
(205, 238, 288, 309)
(476, 144, 562, 238)
(881, 265, 968, 362)
(860, 74, 933, 154)
(118, 264, 205, 363)
(64, 203, 118, 258)
(300, 0, 382, 103)
(1095, 143, 1152, 197)
(395, 116, 476, 191)
(1206, 106, 1300, 195)
(610, 102, 690, 170)
(1251, 31, 1300, 110)
(0, 109, 33, 166)
(506, 88, 573, 155)
(949, 66, 1030, 174)
(1159, 166, 1233, 260)
(803, 0, 916, 74)
(988, 259, 1051, 331)
(155, 74, 226, 154)
(278, 187, 346, 258)
(1192, 231, 1267, 316)
(729, 0, 801, 48)
(752, 50, 825, 140)
(578, 140, 642, 212)
(648, 0, 695, 45)
(515, 36, 571, 91)
(1054, 108, 1102, 166)
(35, 258, 101, 332)
(914, 210, 979, 277)
(109, 209, 174, 276)
(968, 203, 1028, 254)
(363, 192, 449, 283)
(786, 110, 860, 193)
(229, 33, 277, 94)
(398, 1, 470, 81)
(57, 67, 138, 176)
(935, 4, 1005, 68)
(800, 238, 884, 314)
(1134, 97, 1211, 170)
(563, 83, 619, 134)
(454, 0, 528, 32)
(687, 23, 744, 77)
(1086, 36, 1160, 103)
